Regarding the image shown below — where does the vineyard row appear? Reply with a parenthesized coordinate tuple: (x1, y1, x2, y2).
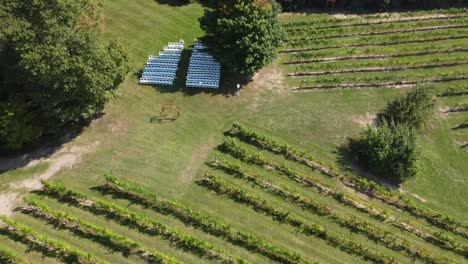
(0, 216, 105, 264)
(208, 157, 467, 257)
(293, 75, 468, 91)
(217, 138, 467, 255)
(227, 124, 468, 238)
(286, 47, 468, 64)
(99, 176, 315, 264)
(282, 35, 468, 53)
(288, 61, 468, 77)
(39, 181, 249, 264)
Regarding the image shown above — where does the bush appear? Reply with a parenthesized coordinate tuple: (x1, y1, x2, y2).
(382, 86, 436, 130)
(349, 121, 420, 183)
(199, 0, 285, 77)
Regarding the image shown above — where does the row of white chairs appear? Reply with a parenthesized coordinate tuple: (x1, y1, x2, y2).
(190, 57, 217, 63)
(140, 78, 174, 85)
(144, 68, 178, 73)
(143, 72, 176, 78)
(147, 60, 179, 65)
(146, 61, 179, 68)
(187, 75, 219, 81)
(168, 41, 184, 46)
(186, 41, 220, 89)
(140, 40, 185, 86)
(191, 51, 213, 56)
(187, 71, 220, 76)
(187, 71, 220, 77)
(186, 81, 219, 89)
(151, 55, 181, 60)
(189, 62, 220, 67)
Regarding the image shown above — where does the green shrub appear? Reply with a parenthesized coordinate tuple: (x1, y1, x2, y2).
(349, 121, 420, 183)
(382, 85, 436, 130)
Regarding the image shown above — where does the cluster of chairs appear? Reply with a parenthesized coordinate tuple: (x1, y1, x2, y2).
(186, 41, 221, 89)
(140, 40, 184, 86)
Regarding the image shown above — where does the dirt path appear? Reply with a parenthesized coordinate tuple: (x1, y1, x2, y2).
(0, 142, 99, 216)
(178, 138, 216, 185)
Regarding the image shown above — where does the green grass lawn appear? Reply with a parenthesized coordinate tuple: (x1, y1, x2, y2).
(0, 1, 467, 263)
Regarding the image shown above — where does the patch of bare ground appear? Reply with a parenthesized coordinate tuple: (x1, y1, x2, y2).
(0, 142, 99, 216)
(250, 66, 285, 92)
(438, 106, 451, 118)
(353, 112, 378, 128)
(242, 65, 287, 111)
(399, 188, 427, 203)
(454, 140, 468, 148)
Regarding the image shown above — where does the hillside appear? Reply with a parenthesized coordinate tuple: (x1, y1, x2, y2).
(0, 1, 467, 263)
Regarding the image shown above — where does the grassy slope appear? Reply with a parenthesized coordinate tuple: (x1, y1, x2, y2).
(0, 1, 466, 263)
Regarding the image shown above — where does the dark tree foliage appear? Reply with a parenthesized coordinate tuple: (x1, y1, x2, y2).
(382, 86, 436, 130)
(349, 121, 420, 183)
(200, 0, 285, 77)
(0, 0, 130, 150)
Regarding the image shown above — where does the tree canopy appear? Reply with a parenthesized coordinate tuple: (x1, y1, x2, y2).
(382, 86, 436, 130)
(200, 0, 284, 77)
(0, 0, 129, 150)
(349, 121, 420, 183)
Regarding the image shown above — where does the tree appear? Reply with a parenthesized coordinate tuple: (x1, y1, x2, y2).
(382, 86, 436, 130)
(349, 121, 420, 183)
(0, 0, 129, 150)
(200, 0, 285, 77)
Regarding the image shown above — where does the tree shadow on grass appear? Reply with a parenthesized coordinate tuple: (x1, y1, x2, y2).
(335, 143, 401, 190)
(154, 0, 216, 8)
(0, 113, 105, 174)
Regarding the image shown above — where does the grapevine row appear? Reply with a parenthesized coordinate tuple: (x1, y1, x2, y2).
(98, 175, 315, 264)
(0, 247, 29, 264)
(282, 35, 468, 53)
(289, 38, 468, 61)
(216, 141, 468, 255)
(453, 120, 468, 130)
(287, 24, 466, 43)
(293, 75, 468, 91)
(21, 197, 208, 264)
(288, 61, 468, 77)
(198, 174, 398, 264)
(0, 216, 105, 264)
(439, 85, 468, 97)
(287, 27, 468, 49)
(288, 18, 468, 40)
(227, 124, 468, 238)
(284, 9, 468, 29)
(208, 158, 468, 258)
(39, 181, 249, 264)
(286, 47, 468, 64)
(295, 54, 468, 73)
(447, 103, 468, 113)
